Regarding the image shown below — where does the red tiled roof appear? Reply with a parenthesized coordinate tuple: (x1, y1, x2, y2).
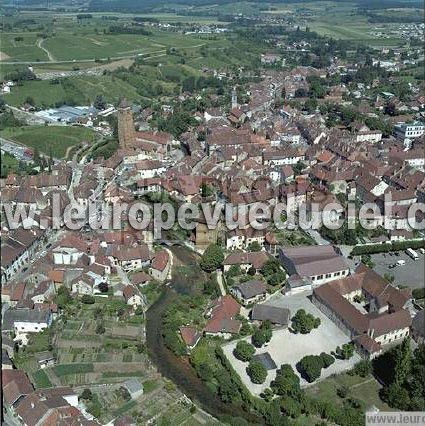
(151, 250, 169, 272)
(204, 295, 241, 334)
(180, 326, 201, 346)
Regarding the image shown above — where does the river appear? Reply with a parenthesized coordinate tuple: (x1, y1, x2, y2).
(145, 246, 263, 424)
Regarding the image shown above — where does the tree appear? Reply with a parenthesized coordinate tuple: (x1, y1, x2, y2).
(196, 362, 214, 382)
(252, 321, 273, 348)
(227, 265, 242, 278)
(297, 355, 323, 382)
(200, 244, 224, 272)
(260, 387, 274, 402)
(271, 364, 300, 397)
(393, 338, 412, 385)
(97, 282, 108, 293)
(246, 360, 267, 384)
(293, 161, 306, 176)
(291, 309, 320, 334)
(352, 359, 372, 377)
(233, 340, 255, 362)
(95, 323, 105, 334)
(81, 295, 95, 304)
(25, 96, 35, 106)
(260, 258, 281, 277)
(93, 94, 107, 110)
(247, 266, 256, 276)
(216, 372, 239, 403)
(247, 241, 261, 252)
(55, 286, 72, 308)
(80, 388, 92, 400)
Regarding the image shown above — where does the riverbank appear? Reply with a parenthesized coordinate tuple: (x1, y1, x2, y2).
(145, 246, 263, 424)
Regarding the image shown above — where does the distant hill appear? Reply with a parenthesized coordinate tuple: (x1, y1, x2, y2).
(87, 0, 424, 13)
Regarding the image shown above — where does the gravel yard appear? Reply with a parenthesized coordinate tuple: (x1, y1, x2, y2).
(223, 291, 361, 395)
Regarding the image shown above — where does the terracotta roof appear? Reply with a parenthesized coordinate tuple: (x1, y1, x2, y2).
(354, 334, 382, 354)
(180, 326, 201, 347)
(123, 285, 138, 301)
(204, 295, 241, 334)
(224, 251, 270, 269)
(2, 370, 34, 406)
(48, 269, 65, 283)
(151, 250, 169, 272)
(130, 271, 151, 285)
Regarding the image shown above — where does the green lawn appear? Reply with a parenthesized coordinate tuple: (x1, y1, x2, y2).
(0, 125, 97, 158)
(0, 152, 20, 177)
(32, 369, 53, 388)
(306, 373, 393, 412)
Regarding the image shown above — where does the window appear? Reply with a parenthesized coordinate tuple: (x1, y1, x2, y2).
(317, 275, 323, 280)
(326, 273, 331, 278)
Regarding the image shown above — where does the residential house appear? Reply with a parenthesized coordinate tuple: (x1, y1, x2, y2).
(204, 295, 241, 339)
(123, 285, 143, 308)
(231, 280, 267, 306)
(150, 250, 170, 282)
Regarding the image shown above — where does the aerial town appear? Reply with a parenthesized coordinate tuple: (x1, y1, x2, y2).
(1, 0, 424, 425)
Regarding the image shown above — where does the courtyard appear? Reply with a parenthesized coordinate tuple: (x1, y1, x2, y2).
(222, 291, 361, 395)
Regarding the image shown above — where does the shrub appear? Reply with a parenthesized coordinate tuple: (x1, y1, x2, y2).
(320, 352, 335, 368)
(233, 340, 256, 362)
(246, 360, 267, 384)
(81, 295, 95, 304)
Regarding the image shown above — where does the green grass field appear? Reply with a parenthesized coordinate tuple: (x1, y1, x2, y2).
(32, 369, 53, 388)
(306, 372, 393, 412)
(0, 125, 97, 158)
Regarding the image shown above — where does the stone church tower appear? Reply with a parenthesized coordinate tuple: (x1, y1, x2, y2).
(117, 99, 136, 148)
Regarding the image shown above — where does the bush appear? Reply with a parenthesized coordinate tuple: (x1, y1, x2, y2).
(246, 360, 267, 384)
(233, 340, 256, 362)
(337, 385, 349, 398)
(81, 295, 95, 304)
(95, 323, 105, 334)
(351, 240, 425, 256)
(297, 355, 323, 382)
(412, 288, 425, 300)
(80, 388, 92, 400)
(320, 352, 335, 368)
(352, 359, 372, 377)
(335, 343, 355, 360)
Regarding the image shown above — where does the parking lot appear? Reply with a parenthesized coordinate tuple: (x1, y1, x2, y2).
(370, 250, 425, 289)
(222, 292, 360, 395)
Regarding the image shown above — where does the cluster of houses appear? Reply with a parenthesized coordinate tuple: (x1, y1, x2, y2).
(2, 40, 425, 422)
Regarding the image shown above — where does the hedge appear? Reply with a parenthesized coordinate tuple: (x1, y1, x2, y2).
(351, 239, 425, 256)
